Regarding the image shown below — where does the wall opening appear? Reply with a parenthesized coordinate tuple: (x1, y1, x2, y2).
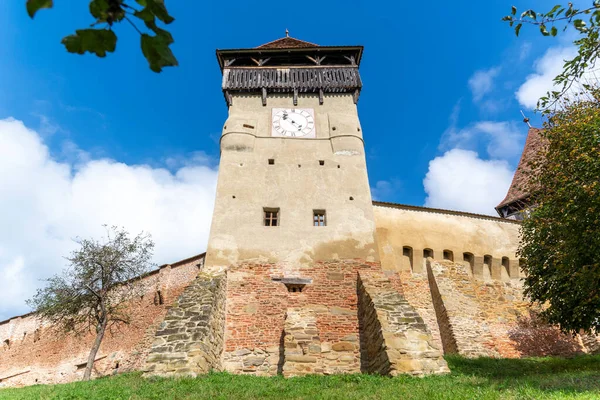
(484, 255, 493, 275)
(402, 246, 413, 271)
(264, 207, 280, 227)
(319, 160, 325, 166)
(154, 290, 164, 305)
(463, 252, 474, 273)
(443, 250, 454, 261)
(268, 158, 275, 165)
(423, 248, 433, 259)
(313, 210, 326, 226)
(502, 257, 510, 276)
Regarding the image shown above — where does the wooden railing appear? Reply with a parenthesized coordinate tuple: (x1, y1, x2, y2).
(222, 67, 362, 92)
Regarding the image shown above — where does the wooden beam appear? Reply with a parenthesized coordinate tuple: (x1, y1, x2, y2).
(319, 89, 324, 105)
(293, 88, 298, 106)
(344, 55, 356, 66)
(262, 87, 267, 106)
(224, 58, 236, 67)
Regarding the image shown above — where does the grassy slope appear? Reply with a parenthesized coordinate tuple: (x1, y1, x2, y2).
(1, 356, 600, 400)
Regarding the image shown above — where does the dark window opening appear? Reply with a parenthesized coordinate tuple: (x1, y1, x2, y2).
(403, 246, 414, 271)
(423, 248, 433, 259)
(154, 290, 164, 305)
(319, 160, 325, 166)
(286, 284, 305, 293)
(313, 210, 326, 226)
(268, 159, 275, 165)
(484, 255, 493, 274)
(463, 252, 475, 271)
(443, 250, 454, 261)
(502, 257, 510, 275)
(264, 208, 280, 226)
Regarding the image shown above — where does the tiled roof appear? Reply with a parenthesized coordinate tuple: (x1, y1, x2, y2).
(496, 127, 545, 210)
(257, 36, 318, 49)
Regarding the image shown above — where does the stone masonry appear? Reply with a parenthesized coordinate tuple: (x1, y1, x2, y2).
(144, 273, 226, 377)
(357, 271, 448, 376)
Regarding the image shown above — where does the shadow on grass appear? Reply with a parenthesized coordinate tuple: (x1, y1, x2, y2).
(446, 354, 600, 394)
(446, 354, 600, 378)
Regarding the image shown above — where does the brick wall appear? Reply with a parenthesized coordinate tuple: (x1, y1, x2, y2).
(0, 255, 203, 387)
(222, 260, 380, 376)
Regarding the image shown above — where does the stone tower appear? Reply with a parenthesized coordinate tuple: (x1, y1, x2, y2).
(145, 35, 448, 378)
(205, 35, 379, 271)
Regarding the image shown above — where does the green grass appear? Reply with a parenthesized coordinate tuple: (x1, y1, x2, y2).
(1, 356, 600, 399)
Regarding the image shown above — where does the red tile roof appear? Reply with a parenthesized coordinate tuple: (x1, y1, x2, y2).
(257, 36, 318, 49)
(496, 127, 546, 210)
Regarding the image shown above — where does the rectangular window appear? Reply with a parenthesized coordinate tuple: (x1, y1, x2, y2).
(264, 208, 279, 226)
(313, 210, 326, 226)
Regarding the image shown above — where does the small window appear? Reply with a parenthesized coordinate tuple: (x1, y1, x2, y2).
(313, 210, 326, 226)
(443, 250, 454, 261)
(502, 257, 510, 275)
(319, 160, 325, 166)
(484, 255, 493, 275)
(463, 252, 474, 270)
(268, 159, 275, 165)
(264, 208, 279, 226)
(423, 248, 433, 259)
(402, 246, 414, 271)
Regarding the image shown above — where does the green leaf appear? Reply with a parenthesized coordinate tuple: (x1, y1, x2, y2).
(136, 0, 175, 24)
(551, 26, 558, 37)
(547, 4, 562, 16)
(515, 23, 523, 37)
(61, 29, 117, 57)
(540, 24, 550, 36)
(511, 6, 517, 16)
(134, 7, 155, 23)
(26, 0, 53, 18)
(141, 33, 178, 73)
(574, 19, 587, 29)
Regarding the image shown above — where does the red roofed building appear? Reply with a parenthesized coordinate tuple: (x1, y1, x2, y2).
(495, 127, 546, 219)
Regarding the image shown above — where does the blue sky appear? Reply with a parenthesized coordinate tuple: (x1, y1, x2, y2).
(0, 0, 580, 319)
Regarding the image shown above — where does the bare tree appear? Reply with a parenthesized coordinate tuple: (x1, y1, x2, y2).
(27, 225, 155, 381)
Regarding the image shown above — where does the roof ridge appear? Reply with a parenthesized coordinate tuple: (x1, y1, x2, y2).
(257, 36, 319, 49)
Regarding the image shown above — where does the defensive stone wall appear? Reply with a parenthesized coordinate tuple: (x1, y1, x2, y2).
(144, 272, 227, 376)
(357, 271, 448, 376)
(424, 259, 597, 357)
(222, 260, 373, 376)
(0, 254, 204, 387)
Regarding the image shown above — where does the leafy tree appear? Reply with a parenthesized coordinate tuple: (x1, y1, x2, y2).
(503, 2, 600, 109)
(27, 226, 155, 380)
(26, 0, 177, 72)
(518, 92, 600, 333)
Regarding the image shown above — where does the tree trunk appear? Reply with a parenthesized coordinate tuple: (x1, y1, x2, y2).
(83, 317, 108, 381)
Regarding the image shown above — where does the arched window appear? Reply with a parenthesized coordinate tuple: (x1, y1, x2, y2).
(463, 252, 474, 272)
(403, 246, 414, 271)
(483, 255, 493, 275)
(423, 248, 434, 259)
(502, 257, 510, 276)
(443, 250, 454, 261)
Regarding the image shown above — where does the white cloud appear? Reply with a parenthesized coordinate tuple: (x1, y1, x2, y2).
(468, 67, 501, 102)
(423, 149, 514, 215)
(0, 118, 218, 321)
(443, 120, 525, 160)
(516, 46, 579, 109)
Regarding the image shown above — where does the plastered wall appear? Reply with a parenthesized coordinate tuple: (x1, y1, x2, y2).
(205, 93, 379, 271)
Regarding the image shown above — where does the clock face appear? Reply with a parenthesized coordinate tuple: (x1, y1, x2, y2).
(271, 108, 316, 138)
